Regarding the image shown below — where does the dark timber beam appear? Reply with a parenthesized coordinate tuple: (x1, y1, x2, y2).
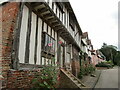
(30, 2, 43, 8)
(45, 16, 55, 20)
(52, 24, 61, 27)
(24, 8, 32, 63)
(34, 4, 46, 11)
(37, 7, 48, 13)
(12, 2, 25, 70)
(43, 13, 53, 18)
(41, 11, 50, 16)
(46, 17, 56, 22)
(34, 16, 39, 64)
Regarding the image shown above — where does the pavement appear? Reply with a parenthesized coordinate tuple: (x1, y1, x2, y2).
(95, 66, 119, 88)
(80, 69, 101, 88)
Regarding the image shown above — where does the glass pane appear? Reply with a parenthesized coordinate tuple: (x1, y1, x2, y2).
(45, 34, 48, 51)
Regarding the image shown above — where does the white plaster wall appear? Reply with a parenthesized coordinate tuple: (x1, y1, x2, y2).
(29, 12, 37, 64)
(42, 57, 45, 65)
(19, 6, 29, 63)
(65, 9, 67, 28)
(53, 3, 56, 14)
(65, 42, 67, 63)
(57, 7, 59, 18)
(36, 18, 42, 65)
(43, 22, 47, 32)
(48, 26, 51, 35)
(55, 31, 57, 64)
(52, 29, 54, 38)
(49, 0, 52, 8)
(62, 6, 65, 25)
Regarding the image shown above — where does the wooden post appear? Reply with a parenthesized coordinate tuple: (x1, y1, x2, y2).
(12, 2, 25, 70)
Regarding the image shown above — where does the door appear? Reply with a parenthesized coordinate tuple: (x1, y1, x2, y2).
(60, 46, 64, 67)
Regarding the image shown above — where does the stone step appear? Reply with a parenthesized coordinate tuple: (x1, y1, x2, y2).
(61, 69, 87, 88)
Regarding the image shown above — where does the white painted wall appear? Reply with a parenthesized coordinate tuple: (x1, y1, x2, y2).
(62, 6, 65, 25)
(65, 42, 67, 63)
(52, 29, 54, 38)
(43, 22, 47, 32)
(48, 0, 52, 8)
(29, 12, 37, 64)
(55, 31, 57, 64)
(19, 6, 29, 63)
(53, 3, 56, 14)
(42, 57, 45, 65)
(48, 26, 51, 35)
(65, 9, 67, 28)
(36, 18, 42, 65)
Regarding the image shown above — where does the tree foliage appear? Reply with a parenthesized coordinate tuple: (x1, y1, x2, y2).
(114, 51, 120, 66)
(99, 43, 119, 65)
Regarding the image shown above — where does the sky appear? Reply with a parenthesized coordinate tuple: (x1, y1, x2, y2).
(69, 0, 119, 50)
(0, 0, 119, 50)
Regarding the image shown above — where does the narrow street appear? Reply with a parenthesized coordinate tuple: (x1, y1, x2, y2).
(95, 67, 119, 88)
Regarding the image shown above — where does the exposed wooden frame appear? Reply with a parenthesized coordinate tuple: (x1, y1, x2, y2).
(24, 8, 32, 63)
(40, 21, 44, 65)
(34, 16, 39, 64)
(12, 2, 25, 70)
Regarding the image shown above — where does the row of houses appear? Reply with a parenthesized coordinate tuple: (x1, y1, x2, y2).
(0, 0, 105, 88)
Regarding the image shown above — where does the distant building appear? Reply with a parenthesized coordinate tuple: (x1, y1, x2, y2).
(91, 50, 105, 66)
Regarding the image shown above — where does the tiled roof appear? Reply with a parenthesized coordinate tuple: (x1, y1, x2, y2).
(87, 39, 91, 45)
(82, 32, 88, 38)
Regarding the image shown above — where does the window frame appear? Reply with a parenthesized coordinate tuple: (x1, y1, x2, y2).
(42, 32, 56, 56)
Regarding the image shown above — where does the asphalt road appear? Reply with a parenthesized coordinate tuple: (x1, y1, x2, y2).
(95, 67, 119, 88)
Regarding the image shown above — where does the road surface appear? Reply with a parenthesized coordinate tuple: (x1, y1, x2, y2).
(95, 67, 119, 88)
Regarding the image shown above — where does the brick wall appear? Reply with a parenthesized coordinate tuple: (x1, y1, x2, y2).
(6, 69, 41, 88)
(71, 60, 80, 77)
(1, 2, 20, 88)
(72, 47, 80, 77)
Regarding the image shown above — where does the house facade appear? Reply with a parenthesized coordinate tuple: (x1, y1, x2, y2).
(0, 0, 103, 88)
(1, 1, 86, 88)
(91, 50, 105, 66)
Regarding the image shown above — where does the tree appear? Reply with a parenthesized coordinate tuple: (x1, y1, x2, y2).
(114, 51, 120, 66)
(99, 43, 117, 65)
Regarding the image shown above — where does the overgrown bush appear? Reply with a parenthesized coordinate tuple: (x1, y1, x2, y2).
(117, 61, 120, 67)
(95, 62, 113, 68)
(78, 64, 95, 79)
(105, 60, 114, 66)
(31, 65, 58, 89)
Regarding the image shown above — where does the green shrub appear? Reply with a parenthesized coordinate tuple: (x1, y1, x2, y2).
(31, 65, 58, 89)
(95, 62, 113, 68)
(117, 61, 120, 67)
(78, 64, 95, 79)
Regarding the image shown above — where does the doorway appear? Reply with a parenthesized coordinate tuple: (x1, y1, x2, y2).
(60, 45, 65, 68)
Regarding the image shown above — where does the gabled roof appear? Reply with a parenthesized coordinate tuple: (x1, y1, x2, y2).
(87, 39, 91, 45)
(82, 32, 88, 38)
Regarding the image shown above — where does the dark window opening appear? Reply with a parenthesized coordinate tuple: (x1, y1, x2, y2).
(42, 32, 56, 56)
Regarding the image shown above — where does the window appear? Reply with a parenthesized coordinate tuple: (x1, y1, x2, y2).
(66, 45, 71, 63)
(69, 23, 75, 37)
(64, 12, 66, 25)
(42, 32, 55, 55)
(18, 5, 43, 67)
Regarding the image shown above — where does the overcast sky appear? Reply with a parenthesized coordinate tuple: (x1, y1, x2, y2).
(69, 0, 119, 50)
(0, 0, 119, 50)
